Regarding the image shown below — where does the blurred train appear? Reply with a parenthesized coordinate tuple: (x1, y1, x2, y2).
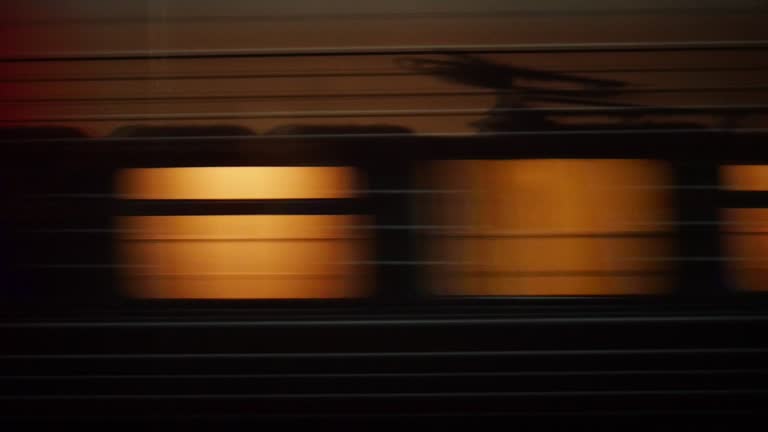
(2, 52, 768, 424)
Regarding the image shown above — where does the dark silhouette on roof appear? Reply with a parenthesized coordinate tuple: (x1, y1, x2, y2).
(397, 54, 709, 132)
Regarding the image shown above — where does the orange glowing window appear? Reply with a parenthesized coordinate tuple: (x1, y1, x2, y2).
(722, 165, 768, 291)
(422, 160, 673, 296)
(117, 167, 368, 299)
(117, 166, 356, 200)
(722, 165, 768, 192)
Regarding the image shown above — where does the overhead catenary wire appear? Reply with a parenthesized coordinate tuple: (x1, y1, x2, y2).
(3, 41, 768, 63)
(3, 105, 768, 123)
(4, 66, 768, 83)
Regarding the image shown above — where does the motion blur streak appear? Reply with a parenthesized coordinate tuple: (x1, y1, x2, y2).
(424, 159, 673, 295)
(722, 165, 768, 191)
(117, 167, 368, 298)
(117, 166, 357, 199)
(723, 165, 768, 291)
(725, 209, 768, 292)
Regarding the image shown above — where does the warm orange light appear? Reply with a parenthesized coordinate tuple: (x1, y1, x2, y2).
(723, 208, 768, 291)
(117, 166, 356, 199)
(117, 167, 367, 299)
(722, 165, 768, 191)
(424, 159, 672, 296)
(722, 165, 768, 291)
(120, 215, 368, 299)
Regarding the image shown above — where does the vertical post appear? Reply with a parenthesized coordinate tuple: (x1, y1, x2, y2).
(365, 160, 422, 301)
(672, 157, 725, 297)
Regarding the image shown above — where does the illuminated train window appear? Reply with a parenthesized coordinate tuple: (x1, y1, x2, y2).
(422, 160, 673, 296)
(116, 167, 369, 299)
(722, 165, 768, 292)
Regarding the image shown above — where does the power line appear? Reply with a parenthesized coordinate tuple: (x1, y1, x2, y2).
(3, 68, 768, 84)
(3, 105, 768, 123)
(3, 41, 768, 63)
(4, 87, 768, 105)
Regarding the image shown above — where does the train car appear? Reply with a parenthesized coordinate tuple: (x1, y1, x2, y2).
(3, 25, 768, 425)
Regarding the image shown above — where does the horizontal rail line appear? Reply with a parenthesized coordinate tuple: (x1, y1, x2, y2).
(4, 348, 767, 359)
